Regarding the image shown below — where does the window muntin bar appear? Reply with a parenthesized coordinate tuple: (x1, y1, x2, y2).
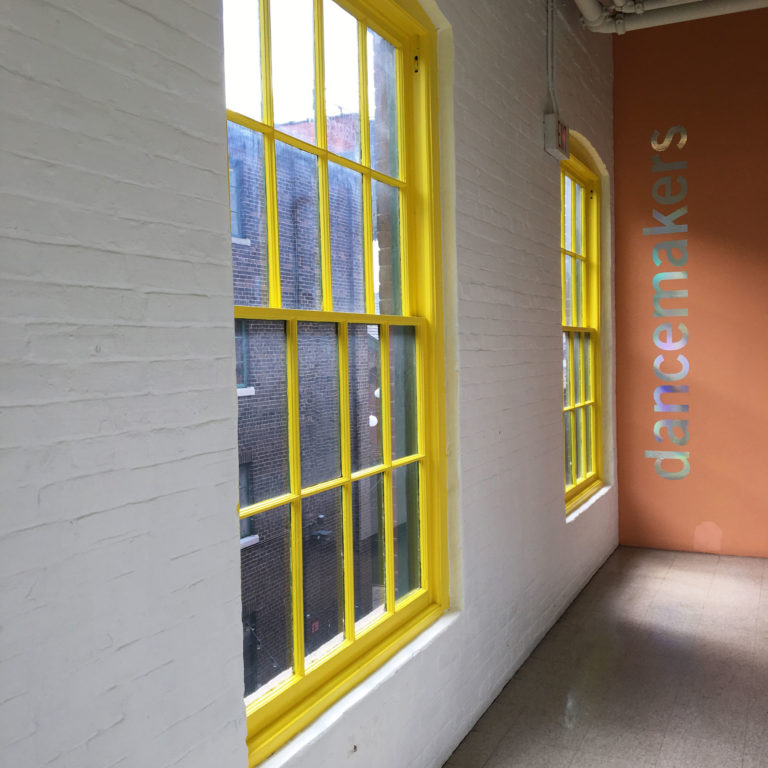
(226, 110, 407, 187)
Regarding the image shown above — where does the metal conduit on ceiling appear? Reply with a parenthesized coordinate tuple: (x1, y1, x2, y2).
(573, 0, 768, 33)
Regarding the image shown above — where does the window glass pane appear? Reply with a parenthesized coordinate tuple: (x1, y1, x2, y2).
(393, 462, 420, 600)
(239, 464, 251, 511)
(230, 165, 243, 238)
(352, 473, 385, 630)
(223, 0, 262, 121)
(367, 29, 399, 178)
(349, 324, 382, 472)
(563, 255, 572, 326)
(228, 122, 269, 306)
(372, 180, 401, 315)
(235, 320, 247, 387)
(575, 258, 584, 326)
(574, 333, 582, 405)
(298, 322, 341, 487)
(272, 0, 316, 142)
(574, 182, 583, 255)
(575, 407, 584, 481)
(329, 163, 365, 313)
(563, 176, 573, 251)
(238, 320, 290, 504)
(585, 334, 592, 401)
(564, 413, 573, 487)
(277, 141, 322, 310)
(586, 404, 594, 475)
(562, 332, 570, 407)
(390, 325, 417, 460)
(241, 505, 292, 700)
(325, 0, 361, 162)
(303, 489, 344, 661)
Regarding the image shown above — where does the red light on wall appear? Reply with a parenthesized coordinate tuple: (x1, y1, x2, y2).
(544, 112, 570, 160)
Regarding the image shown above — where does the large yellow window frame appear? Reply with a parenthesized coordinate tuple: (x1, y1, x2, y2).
(226, 0, 447, 763)
(561, 150, 602, 512)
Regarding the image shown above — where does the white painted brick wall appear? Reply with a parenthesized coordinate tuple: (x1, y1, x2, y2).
(0, 1, 246, 767)
(0, 1, 617, 767)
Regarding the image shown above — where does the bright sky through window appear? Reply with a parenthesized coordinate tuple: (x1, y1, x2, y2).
(222, 0, 262, 119)
(223, 0, 361, 123)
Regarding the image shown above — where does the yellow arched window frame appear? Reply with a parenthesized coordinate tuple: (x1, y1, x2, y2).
(561, 150, 602, 512)
(223, 0, 447, 763)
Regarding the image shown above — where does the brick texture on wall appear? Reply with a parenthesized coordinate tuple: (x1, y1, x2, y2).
(0, 1, 247, 767)
(0, 1, 617, 768)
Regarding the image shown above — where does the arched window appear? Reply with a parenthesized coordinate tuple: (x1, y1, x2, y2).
(561, 145, 602, 511)
(223, 0, 446, 760)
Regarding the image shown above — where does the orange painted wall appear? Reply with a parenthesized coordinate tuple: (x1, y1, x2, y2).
(614, 9, 768, 556)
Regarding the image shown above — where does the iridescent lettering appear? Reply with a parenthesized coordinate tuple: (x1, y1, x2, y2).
(654, 384, 689, 413)
(653, 322, 689, 350)
(643, 206, 688, 237)
(650, 125, 688, 152)
(644, 450, 691, 479)
(646, 126, 690, 479)
(652, 176, 688, 206)
(653, 419, 690, 446)
(652, 241, 688, 267)
(652, 155, 687, 173)
(652, 272, 688, 317)
(653, 353, 689, 382)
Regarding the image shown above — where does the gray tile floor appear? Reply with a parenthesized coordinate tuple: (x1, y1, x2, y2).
(444, 546, 768, 768)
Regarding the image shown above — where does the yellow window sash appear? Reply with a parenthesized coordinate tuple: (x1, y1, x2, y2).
(561, 154, 601, 507)
(230, 0, 447, 763)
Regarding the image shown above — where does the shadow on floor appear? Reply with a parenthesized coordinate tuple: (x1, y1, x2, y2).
(443, 546, 768, 768)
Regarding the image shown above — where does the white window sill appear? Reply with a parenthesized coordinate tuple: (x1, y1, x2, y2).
(259, 610, 461, 767)
(237, 386, 255, 397)
(232, 236, 251, 246)
(566, 483, 612, 523)
(240, 534, 260, 549)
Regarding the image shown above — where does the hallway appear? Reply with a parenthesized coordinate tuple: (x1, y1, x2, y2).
(444, 547, 768, 768)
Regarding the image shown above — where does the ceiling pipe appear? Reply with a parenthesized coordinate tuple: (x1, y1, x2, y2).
(634, 0, 705, 10)
(631, 0, 705, 12)
(578, 0, 705, 16)
(574, 0, 607, 26)
(574, 0, 768, 33)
